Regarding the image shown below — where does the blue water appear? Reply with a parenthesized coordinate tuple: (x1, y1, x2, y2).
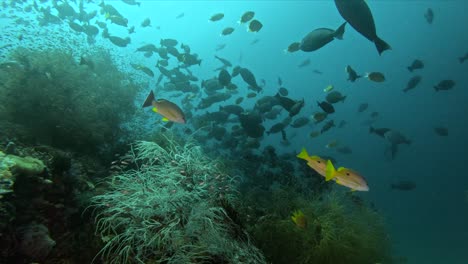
(1, 0, 468, 263)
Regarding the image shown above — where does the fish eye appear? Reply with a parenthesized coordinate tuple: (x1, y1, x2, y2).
(346, 173, 350, 176)
(317, 160, 321, 163)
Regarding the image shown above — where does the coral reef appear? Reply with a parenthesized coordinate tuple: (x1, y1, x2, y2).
(89, 137, 266, 263)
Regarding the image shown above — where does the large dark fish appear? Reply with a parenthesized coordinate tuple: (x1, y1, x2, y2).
(334, 0, 391, 55)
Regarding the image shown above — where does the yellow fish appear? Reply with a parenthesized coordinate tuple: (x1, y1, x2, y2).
(325, 160, 369, 191)
(291, 210, 307, 229)
(296, 148, 327, 177)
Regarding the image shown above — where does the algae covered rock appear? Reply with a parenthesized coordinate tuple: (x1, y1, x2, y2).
(0, 150, 46, 196)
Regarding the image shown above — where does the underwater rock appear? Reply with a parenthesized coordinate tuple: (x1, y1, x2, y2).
(16, 223, 56, 261)
(1, 150, 46, 196)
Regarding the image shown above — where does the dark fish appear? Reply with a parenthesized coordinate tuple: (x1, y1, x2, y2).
(239, 68, 262, 92)
(141, 18, 151, 27)
(291, 117, 310, 128)
(407, 59, 424, 72)
(300, 22, 346, 52)
(160, 38, 178, 47)
(267, 123, 287, 135)
(80, 56, 94, 69)
(403, 75, 422, 93)
(298, 58, 311, 68)
(317, 101, 335, 114)
(221, 27, 235, 36)
(210, 13, 224, 22)
(424, 8, 434, 24)
(391, 181, 416, 191)
(369, 126, 390, 138)
(286, 42, 301, 53)
(357, 103, 368, 113)
(334, 0, 391, 55)
(108, 36, 131, 47)
(248, 19, 263, 32)
(122, 0, 141, 7)
(434, 80, 455, 91)
(214, 55, 232, 67)
(345, 65, 361, 82)
(278, 77, 283, 86)
(218, 69, 231, 87)
(239, 11, 255, 24)
(321, 120, 335, 134)
(216, 44, 226, 51)
(313, 70, 323, 75)
(278, 87, 288, 96)
(459, 52, 468, 64)
(176, 12, 185, 19)
(434, 127, 448, 137)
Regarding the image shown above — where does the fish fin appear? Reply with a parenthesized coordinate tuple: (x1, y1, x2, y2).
(104, 12, 110, 20)
(162, 117, 169, 122)
(325, 160, 336, 181)
(296, 148, 309, 160)
(142, 90, 155, 108)
(152, 107, 158, 113)
(333, 22, 347, 40)
(374, 37, 391, 55)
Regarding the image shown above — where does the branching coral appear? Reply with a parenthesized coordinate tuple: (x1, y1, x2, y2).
(88, 137, 265, 264)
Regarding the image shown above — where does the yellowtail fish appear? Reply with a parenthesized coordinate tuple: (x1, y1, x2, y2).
(296, 148, 327, 177)
(142, 90, 186, 124)
(325, 160, 369, 191)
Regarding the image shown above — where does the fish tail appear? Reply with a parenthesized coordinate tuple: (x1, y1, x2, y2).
(296, 148, 309, 160)
(407, 66, 413, 72)
(142, 90, 155, 108)
(434, 86, 439, 92)
(334, 22, 347, 40)
(374, 37, 391, 55)
(325, 160, 336, 181)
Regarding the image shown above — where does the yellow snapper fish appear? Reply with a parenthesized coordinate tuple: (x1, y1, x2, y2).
(142, 90, 186, 124)
(291, 210, 307, 229)
(325, 160, 369, 191)
(296, 148, 327, 177)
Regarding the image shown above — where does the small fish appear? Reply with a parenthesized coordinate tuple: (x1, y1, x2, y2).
(391, 180, 416, 191)
(285, 42, 301, 53)
(365, 72, 385, 83)
(434, 80, 455, 91)
(313, 69, 323, 75)
(250, 39, 260, 45)
(239, 11, 255, 24)
(434, 126, 448, 136)
(291, 210, 307, 229)
(235, 97, 244, 104)
(317, 101, 335, 114)
(336, 146, 352, 154)
(407, 59, 424, 72)
(403, 75, 422, 93)
(248, 19, 263, 32)
(459, 52, 468, 64)
(298, 58, 310, 68)
(141, 18, 151, 28)
(321, 120, 335, 134)
(312, 112, 327, 123)
(323, 84, 334, 93)
(325, 160, 369, 191)
(309, 131, 321, 138)
(279, 87, 288, 96)
(247, 92, 257, 98)
(424, 8, 434, 24)
(176, 12, 184, 19)
(215, 43, 226, 51)
(345, 65, 361, 82)
(278, 77, 283, 86)
(221, 27, 235, 36)
(210, 13, 224, 22)
(142, 90, 186, 124)
(357, 103, 368, 113)
(326, 139, 339, 149)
